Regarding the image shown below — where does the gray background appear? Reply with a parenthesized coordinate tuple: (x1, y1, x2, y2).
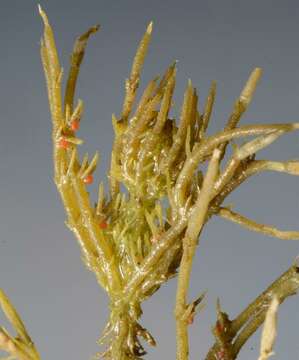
(1, 0, 299, 359)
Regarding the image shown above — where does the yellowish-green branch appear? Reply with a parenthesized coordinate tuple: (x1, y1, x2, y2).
(218, 206, 299, 240)
(175, 149, 221, 360)
(39, 6, 123, 296)
(0, 290, 40, 360)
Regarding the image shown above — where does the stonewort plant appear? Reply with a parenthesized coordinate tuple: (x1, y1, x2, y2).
(1, 5, 299, 360)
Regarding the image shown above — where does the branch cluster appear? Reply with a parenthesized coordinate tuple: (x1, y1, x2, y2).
(2, 7, 299, 360)
(38, 6, 299, 359)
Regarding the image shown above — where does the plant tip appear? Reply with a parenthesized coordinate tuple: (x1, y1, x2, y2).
(147, 21, 153, 34)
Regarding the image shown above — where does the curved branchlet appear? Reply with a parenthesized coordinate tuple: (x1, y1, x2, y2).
(218, 207, 299, 240)
(64, 24, 100, 114)
(36, 6, 299, 360)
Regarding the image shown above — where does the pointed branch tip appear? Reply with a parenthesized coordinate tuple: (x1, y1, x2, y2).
(147, 21, 153, 34)
(240, 67, 263, 106)
(38, 4, 49, 25)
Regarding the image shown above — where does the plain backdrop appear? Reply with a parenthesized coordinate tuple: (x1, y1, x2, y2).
(0, 1, 299, 359)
